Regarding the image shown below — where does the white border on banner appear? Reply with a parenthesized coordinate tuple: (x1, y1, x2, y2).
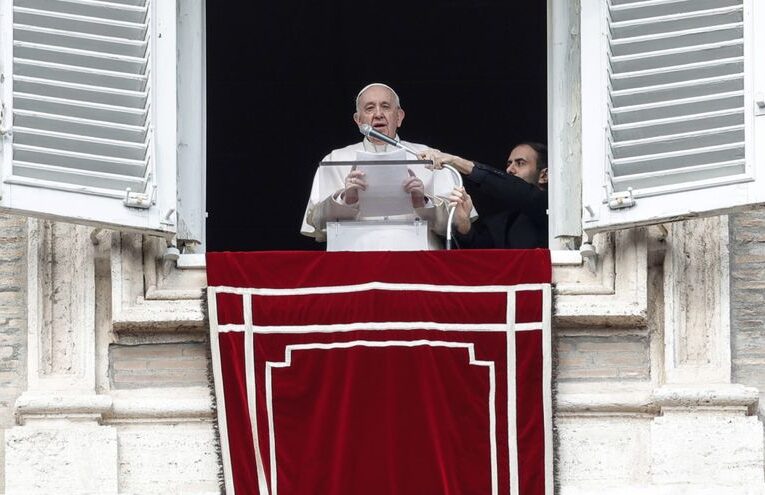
(506, 291, 520, 495)
(212, 281, 547, 295)
(207, 281, 553, 495)
(218, 321, 542, 333)
(543, 285, 554, 495)
(265, 340, 498, 495)
(206, 287, 236, 495)
(243, 293, 270, 493)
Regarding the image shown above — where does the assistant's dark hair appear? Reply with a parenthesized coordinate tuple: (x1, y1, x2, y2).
(516, 142, 547, 171)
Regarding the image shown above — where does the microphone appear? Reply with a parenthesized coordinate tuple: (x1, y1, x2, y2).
(358, 124, 418, 157)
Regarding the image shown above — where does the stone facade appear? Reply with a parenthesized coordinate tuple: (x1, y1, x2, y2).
(1, 220, 218, 494)
(0, 212, 762, 493)
(731, 209, 765, 417)
(0, 215, 27, 492)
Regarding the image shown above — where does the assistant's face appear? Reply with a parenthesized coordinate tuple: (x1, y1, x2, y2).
(353, 86, 405, 144)
(506, 145, 542, 186)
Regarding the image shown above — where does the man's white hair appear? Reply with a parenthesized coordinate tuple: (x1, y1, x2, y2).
(354, 83, 401, 112)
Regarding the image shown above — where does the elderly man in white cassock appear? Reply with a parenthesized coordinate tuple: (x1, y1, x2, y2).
(300, 83, 460, 250)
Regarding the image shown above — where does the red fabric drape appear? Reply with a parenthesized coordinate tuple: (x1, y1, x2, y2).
(208, 250, 551, 495)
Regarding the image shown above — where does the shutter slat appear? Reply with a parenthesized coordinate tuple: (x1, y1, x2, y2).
(611, 142, 744, 175)
(14, 75, 148, 109)
(611, 0, 740, 22)
(611, 57, 742, 90)
(611, 41, 742, 74)
(12, 160, 148, 191)
(14, 8, 148, 40)
(611, 125, 744, 158)
(14, 127, 147, 161)
(14, 59, 147, 92)
(12, 0, 152, 194)
(611, 7, 743, 39)
(611, 92, 743, 125)
(611, 160, 746, 192)
(15, 93, 147, 126)
(16, 0, 147, 24)
(14, 110, 147, 143)
(14, 41, 147, 74)
(611, 23, 742, 57)
(611, 109, 744, 141)
(611, 74, 743, 107)
(102, 0, 146, 6)
(14, 24, 147, 58)
(14, 144, 148, 177)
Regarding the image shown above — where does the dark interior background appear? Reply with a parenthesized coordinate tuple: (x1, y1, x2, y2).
(206, 1, 547, 251)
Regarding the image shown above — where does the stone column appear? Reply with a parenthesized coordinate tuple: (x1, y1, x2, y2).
(651, 216, 764, 489)
(5, 220, 117, 494)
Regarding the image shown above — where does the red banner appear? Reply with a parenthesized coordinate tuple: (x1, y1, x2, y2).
(207, 250, 552, 495)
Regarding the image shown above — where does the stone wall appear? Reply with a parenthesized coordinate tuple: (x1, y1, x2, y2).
(730, 209, 765, 421)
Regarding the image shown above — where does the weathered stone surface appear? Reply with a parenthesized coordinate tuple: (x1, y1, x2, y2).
(117, 423, 219, 494)
(5, 424, 118, 494)
(0, 215, 27, 491)
(556, 333, 650, 381)
(109, 343, 210, 389)
(730, 210, 765, 410)
(651, 412, 764, 485)
(557, 416, 652, 485)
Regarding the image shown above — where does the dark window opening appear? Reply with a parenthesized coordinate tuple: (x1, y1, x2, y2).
(206, 1, 547, 251)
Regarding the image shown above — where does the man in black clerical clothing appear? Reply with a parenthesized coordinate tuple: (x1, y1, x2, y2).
(418, 143, 548, 249)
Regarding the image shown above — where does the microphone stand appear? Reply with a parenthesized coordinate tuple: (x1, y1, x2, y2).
(440, 164, 462, 251)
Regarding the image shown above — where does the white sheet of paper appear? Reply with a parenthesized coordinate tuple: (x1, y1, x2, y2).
(354, 150, 413, 218)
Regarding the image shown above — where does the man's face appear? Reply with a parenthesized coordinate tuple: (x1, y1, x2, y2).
(353, 86, 405, 144)
(506, 145, 547, 188)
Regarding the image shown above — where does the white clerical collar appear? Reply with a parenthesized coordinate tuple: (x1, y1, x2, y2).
(363, 135, 401, 153)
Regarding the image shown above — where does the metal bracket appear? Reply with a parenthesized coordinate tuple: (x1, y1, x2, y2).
(160, 207, 176, 226)
(123, 185, 156, 209)
(608, 188, 636, 210)
(756, 92, 765, 116)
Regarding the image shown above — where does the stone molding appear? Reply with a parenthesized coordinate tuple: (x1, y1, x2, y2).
(111, 233, 205, 331)
(554, 228, 648, 327)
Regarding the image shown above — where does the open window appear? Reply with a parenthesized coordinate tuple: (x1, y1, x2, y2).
(0, 0, 203, 242)
(580, 0, 765, 234)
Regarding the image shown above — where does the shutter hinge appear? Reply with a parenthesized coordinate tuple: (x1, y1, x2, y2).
(123, 185, 156, 209)
(607, 188, 635, 210)
(756, 92, 765, 116)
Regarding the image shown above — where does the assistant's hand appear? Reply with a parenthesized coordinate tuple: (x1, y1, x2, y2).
(403, 169, 426, 208)
(447, 186, 473, 234)
(417, 149, 475, 175)
(343, 168, 367, 205)
(417, 148, 450, 170)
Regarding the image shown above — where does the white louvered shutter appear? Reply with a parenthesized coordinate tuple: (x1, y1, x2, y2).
(0, 0, 178, 235)
(581, 0, 765, 234)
